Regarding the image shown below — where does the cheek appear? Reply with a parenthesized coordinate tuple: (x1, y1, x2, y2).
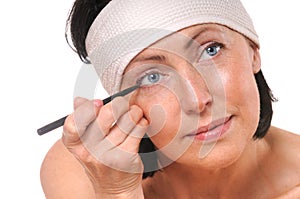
(130, 89, 182, 148)
(225, 63, 259, 106)
(220, 47, 259, 105)
(222, 62, 260, 132)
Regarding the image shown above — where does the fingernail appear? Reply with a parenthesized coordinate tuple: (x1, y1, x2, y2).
(93, 99, 102, 107)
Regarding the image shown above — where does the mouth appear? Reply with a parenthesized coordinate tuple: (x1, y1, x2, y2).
(186, 116, 233, 141)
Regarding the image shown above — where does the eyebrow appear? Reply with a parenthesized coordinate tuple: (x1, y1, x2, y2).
(132, 54, 167, 63)
(184, 28, 209, 49)
(131, 27, 217, 63)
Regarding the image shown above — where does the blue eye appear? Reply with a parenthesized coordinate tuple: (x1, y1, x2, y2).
(139, 72, 161, 86)
(200, 43, 223, 60)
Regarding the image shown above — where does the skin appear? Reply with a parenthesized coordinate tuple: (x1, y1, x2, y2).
(40, 24, 300, 198)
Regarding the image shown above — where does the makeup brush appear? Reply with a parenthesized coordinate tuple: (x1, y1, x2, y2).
(37, 84, 140, 135)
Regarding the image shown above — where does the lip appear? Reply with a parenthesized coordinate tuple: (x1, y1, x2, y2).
(186, 116, 233, 142)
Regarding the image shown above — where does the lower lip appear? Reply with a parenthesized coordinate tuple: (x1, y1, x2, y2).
(190, 117, 232, 142)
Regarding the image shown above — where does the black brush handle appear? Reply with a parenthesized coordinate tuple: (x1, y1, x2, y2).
(37, 84, 139, 136)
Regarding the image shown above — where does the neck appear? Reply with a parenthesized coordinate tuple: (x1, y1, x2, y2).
(156, 138, 272, 198)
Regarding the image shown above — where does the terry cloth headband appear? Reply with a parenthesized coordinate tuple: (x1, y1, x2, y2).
(85, 0, 259, 95)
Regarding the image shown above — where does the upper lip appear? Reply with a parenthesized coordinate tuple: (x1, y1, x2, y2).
(187, 116, 231, 136)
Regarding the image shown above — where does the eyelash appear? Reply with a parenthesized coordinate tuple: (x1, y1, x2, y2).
(136, 70, 166, 87)
(199, 42, 224, 60)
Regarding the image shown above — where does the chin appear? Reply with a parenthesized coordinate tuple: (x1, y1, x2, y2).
(175, 140, 245, 171)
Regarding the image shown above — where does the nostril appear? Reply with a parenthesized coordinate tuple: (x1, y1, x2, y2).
(181, 89, 212, 115)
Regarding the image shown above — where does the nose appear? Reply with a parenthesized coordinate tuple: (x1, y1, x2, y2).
(178, 68, 213, 115)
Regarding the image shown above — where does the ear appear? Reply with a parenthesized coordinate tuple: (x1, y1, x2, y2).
(251, 47, 261, 74)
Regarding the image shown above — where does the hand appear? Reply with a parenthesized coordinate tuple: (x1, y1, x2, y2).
(62, 97, 148, 198)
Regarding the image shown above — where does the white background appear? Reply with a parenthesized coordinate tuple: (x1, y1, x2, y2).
(0, 0, 299, 198)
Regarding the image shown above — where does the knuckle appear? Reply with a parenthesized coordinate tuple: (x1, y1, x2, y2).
(73, 97, 88, 109)
(63, 114, 80, 139)
(101, 152, 124, 169)
(138, 118, 149, 128)
(98, 106, 114, 131)
(72, 145, 94, 163)
(131, 105, 143, 115)
(111, 97, 130, 116)
(99, 104, 112, 119)
(129, 105, 143, 123)
(63, 114, 76, 133)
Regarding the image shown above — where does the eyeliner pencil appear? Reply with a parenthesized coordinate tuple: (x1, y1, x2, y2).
(37, 84, 140, 136)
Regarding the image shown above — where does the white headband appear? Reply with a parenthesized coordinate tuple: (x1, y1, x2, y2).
(86, 0, 259, 95)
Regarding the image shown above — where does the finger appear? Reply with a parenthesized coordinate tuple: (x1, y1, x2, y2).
(105, 105, 144, 147)
(97, 97, 130, 136)
(95, 118, 148, 173)
(84, 105, 144, 159)
(118, 118, 149, 153)
(77, 97, 131, 155)
(79, 119, 104, 150)
(63, 100, 101, 147)
(74, 97, 102, 112)
(73, 97, 88, 109)
(74, 99, 103, 135)
(62, 113, 80, 147)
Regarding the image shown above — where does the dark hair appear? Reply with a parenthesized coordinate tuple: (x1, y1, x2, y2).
(253, 70, 277, 139)
(66, 0, 277, 179)
(66, 0, 111, 63)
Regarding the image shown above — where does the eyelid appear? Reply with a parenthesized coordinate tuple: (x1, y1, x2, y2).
(136, 68, 168, 85)
(201, 41, 223, 52)
(138, 68, 162, 79)
(197, 41, 224, 61)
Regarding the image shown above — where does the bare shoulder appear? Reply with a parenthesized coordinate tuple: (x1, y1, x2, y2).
(264, 126, 300, 197)
(267, 126, 300, 169)
(40, 139, 95, 199)
(267, 126, 300, 156)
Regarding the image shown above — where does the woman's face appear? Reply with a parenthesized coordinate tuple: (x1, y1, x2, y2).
(121, 24, 261, 169)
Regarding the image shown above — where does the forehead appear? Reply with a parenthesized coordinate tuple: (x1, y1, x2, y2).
(140, 25, 231, 55)
(168, 23, 229, 42)
(126, 24, 236, 70)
